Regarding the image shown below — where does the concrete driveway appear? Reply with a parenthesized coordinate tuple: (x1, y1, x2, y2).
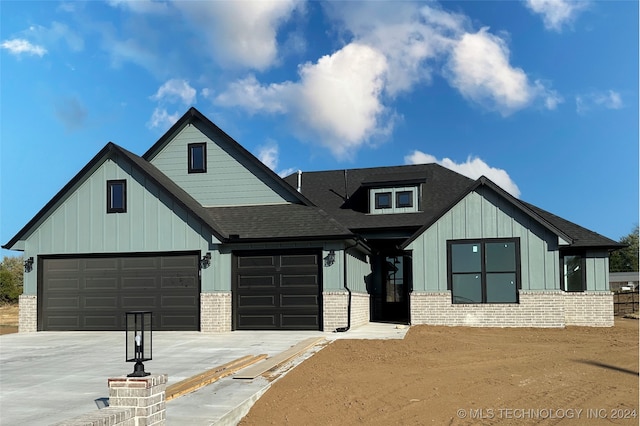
(0, 324, 408, 425)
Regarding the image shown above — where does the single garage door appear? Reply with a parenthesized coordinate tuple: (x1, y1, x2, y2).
(39, 253, 200, 331)
(233, 250, 321, 330)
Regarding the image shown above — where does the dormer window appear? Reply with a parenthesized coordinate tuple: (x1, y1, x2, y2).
(370, 187, 419, 214)
(188, 143, 207, 173)
(396, 191, 413, 208)
(375, 192, 392, 209)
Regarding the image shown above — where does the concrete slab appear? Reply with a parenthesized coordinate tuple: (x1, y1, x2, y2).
(0, 322, 408, 425)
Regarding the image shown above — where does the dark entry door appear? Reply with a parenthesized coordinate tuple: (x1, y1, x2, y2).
(371, 253, 411, 323)
(233, 250, 321, 330)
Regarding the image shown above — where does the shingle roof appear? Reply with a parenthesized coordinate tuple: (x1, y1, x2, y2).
(206, 204, 354, 241)
(523, 201, 623, 249)
(283, 164, 474, 230)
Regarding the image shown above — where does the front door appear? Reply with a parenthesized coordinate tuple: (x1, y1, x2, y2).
(371, 253, 411, 323)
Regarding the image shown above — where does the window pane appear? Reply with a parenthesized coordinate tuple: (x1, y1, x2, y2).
(451, 243, 481, 273)
(452, 274, 482, 303)
(486, 273, 517, 303)
(189, 144, 206, 172)
(111, 183, 124, 209)
(485, 242, 516, 272)
(564, 255, 583, 291)
(375, 192, 391, 209)
(396, 191, 413, 208)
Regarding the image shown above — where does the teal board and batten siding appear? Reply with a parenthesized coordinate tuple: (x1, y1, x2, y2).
(148, 121, 298, 207)
(406, 187, 563, 292)
(21, 154, 219, 295)
(346, 249, 370, 294)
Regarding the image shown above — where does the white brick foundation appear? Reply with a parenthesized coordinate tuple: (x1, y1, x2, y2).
(200, 292, 231, 332)
(410, 291, 613, 328)
(19, 294, 37, 332)
(323, 291, 370, 331)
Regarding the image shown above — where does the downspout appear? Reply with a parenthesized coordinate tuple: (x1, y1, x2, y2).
(335, 239, 359, 333)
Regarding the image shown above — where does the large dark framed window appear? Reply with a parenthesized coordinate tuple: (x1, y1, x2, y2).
(396, 191, 413, 208)
(447, 238, 520, 304)
(375, 192, 392, 209)
(107, 180, 127, 213)
(560, 252, 585, 292)
(188, 143, 207, 173)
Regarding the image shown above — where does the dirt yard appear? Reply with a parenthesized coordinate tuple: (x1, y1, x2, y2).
(0, 304, 18, 335)
(241, 320, 639, 425)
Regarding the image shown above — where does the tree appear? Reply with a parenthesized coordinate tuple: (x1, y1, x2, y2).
(609, 226, 639, 272)
(0, 256, 23, 304)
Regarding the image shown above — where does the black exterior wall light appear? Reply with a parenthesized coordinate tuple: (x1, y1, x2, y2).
(24, 257, 34, 273)
(126, 311, 152, 377)
(324, 249, 336, 267)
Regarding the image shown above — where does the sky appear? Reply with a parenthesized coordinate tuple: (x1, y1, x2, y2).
(1, 0, 638, 257)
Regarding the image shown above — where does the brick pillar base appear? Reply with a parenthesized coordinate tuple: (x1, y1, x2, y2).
(108, 374, 168, 425)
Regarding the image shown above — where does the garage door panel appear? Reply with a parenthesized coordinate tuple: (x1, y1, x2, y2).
(234, 251, 321, 330)
(238, 256, 275, 268)
(239, 294, 276, 307)
(160, 295, 198, 308)
(46, 278, 80, 291)
(280, 314, 319, 328)
(83, 316, 118, 329)
(281, 274, 318, 287)
(84, 296, 118, 309)
(122, 277, 158, 289)
(161, 275, 197, 289)
(85, 258, 119, 271)
(45, 296, 80, 309)
(281, 294, 317, 307)
(41, 254, 199, 331)
(85, 278, 119, 290)
(238, 275, 276, 288)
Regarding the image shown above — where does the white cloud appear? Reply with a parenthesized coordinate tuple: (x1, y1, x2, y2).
(174, 0, 302, 70)
(525, 0, 588, 32)
(256, 141, 296, 177)
(1, 38, 47, 57)
(147, 107, 180, 130)
(445, 28, 558, 116)
(216, 43, 393, 160)
(151, 79, 197, 105)
(576, 90, 624, 114)
(405, 150, 521, 198)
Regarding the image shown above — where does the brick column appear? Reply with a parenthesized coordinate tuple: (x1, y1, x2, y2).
(108, 374, 168, 426)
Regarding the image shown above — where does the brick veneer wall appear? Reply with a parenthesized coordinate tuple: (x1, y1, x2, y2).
(564, 291, 614, 327)
(323, 291, 370, 331)
(410, 291, 613, 327)
(200, 292, 231, 332)
(18, 294, 37, 332)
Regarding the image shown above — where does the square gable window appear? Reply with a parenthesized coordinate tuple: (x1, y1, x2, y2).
(188, 143, 207, 173)
(375, 192, 392, 209)
(396, 191, 413, 208)
(107, 180, 127, 213)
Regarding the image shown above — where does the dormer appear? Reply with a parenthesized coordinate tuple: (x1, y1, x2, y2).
(362, 175, 425, 214)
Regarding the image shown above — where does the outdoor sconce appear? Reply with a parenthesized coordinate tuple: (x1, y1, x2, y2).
(126, 311, 152, 377)
(324, 249, 336, 267)
(23, 257, 34, 273)
(200, 252, 212, 269)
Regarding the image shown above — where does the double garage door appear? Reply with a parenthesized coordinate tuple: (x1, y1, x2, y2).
(39, 253, 200, 331)
(233, 250, 321, 330)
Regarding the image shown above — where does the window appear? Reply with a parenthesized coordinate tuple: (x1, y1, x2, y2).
(107, 180, 127, 213)
(188, 143, 207, 173)
(396, 191, 413, 208)
(375, 192, 392, 209)
(448, 239, 520, 304)
(561, 253, 585, 292)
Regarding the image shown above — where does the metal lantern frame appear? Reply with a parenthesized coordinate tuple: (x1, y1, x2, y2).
(125, 311, 152, 377)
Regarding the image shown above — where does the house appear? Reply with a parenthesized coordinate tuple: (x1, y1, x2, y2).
(3, 107, 623, 332)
